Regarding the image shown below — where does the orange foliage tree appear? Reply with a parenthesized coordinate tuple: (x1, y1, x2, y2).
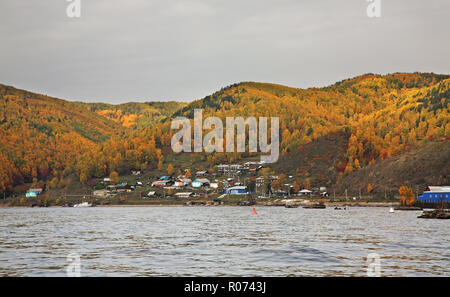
(398, 186, 415, 206)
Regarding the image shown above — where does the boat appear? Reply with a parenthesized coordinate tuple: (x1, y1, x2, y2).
(389, 207, 394, 213)
(303, 203, 326, 209)
(393, 206, 422, 211)
(73, 202, 92, 208)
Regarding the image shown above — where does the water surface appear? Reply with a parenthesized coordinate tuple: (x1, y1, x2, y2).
(0, 206, 448, 276)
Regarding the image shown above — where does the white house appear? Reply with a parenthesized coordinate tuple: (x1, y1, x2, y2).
(174, 192, 194, 198)
(299, 189, 313, 196)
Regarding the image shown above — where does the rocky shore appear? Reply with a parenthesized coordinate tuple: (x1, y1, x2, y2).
(418, 209, 450, 219)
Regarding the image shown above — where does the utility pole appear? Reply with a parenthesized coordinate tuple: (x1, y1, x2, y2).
(345, 189, 348, 201)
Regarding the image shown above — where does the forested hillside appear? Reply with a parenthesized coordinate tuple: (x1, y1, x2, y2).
(0, 72, 449, 194)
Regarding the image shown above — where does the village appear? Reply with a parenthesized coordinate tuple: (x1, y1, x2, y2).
(17, 158, 449, 214)
(19, 160, 337, 207)
(89, 161, 330, 204)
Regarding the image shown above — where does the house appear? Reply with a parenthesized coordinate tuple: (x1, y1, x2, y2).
(103, 177, 111, 183)
(274, 190, 288, 198)
(152, 180, 173, 187)
(174, 192, 194, 199)
(191, 178, 210, 188)
(269, 175, 279, 182)
(179, 178, 192, 186)
(210, 182, 219, 189)
(217, 164, 243, 173)
(25, 188, 43, 198)
(249, 165, 263, 172)
(256, 177, 265, 187)
(321, 191, 329, 197)
(146, 191, 159, 198)
(196, 171, 207, 177)
(159, 176, 172, 181)
(299, 189, 313, 196)
(93, 189, 114, 198)
(131, 170, 141, 176)
(417, 186, 450, 204)
(174, 180, 185, 187)
(225, 186, 247, 195)
(108, 182, 131, 192)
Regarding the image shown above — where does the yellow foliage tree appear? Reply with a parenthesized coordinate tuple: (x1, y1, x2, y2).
(398, 186, 415, 206)
(109, 171, 119, 184)
(157, 159, 163, 171)
(80, 172, 88, 184)
(167, 164, 174, 176)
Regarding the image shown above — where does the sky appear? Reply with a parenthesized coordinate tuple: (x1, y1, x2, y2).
(0, 0, 449, 104)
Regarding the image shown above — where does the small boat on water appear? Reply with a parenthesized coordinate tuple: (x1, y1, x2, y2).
(73, 202, 92, 208)
(389, 207, 395, 213)
(303, 203, 326, 209)
(394, 206, 422, 211)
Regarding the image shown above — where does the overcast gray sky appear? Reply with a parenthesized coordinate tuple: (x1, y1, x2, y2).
(0, 0, 449, 103)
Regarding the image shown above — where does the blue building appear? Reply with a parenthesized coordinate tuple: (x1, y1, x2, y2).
(417, 186, 450, 204)
(225, 186, 247, 195)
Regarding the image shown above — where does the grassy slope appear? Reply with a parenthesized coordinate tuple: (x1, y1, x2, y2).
(337, 140, 450, 193)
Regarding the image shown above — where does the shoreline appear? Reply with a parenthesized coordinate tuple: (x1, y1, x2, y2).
(0, 201, 402, 208)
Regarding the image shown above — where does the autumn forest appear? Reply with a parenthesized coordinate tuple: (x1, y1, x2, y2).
(0, 72, 449, 195)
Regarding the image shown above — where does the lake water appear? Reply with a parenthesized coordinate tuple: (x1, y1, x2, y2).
(0, 206, 448, 276)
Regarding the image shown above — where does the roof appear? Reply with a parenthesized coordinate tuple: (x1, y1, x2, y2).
(299, 189, 312, 193)
(174, 192, 193, 196)
(226, 186, 247, 190)
(194, 178, 210, 183)
(153, 180, 170, 184)
(28, 188, 43, 193)
(426, 186, 450, 192)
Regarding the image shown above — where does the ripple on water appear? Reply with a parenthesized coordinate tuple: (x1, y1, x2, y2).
(0, 206, 448, 276)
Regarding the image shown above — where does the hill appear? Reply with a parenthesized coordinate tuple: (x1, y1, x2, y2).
(337, 140, 450, 193)
(0, 84, 182, 192)
(164, 72, 450, 191)
(0, 72, 449, 195)
(0, 83, 125, 191)
(75, 101, 186, 129)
